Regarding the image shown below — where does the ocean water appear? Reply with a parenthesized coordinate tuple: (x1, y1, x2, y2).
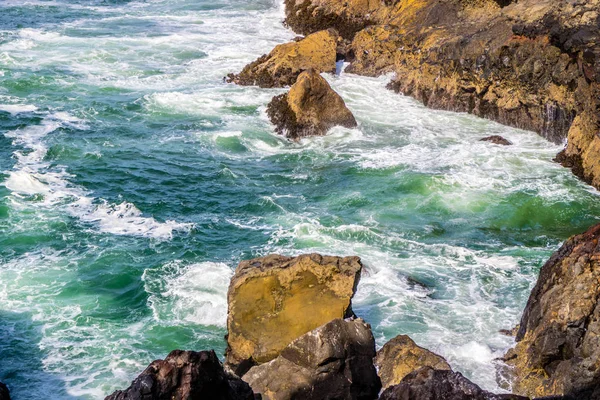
(0, 0, 599, 398)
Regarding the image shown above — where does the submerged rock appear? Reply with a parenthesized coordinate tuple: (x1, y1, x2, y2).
(266, 69, 357, 140)
(227, 29, 338, 88)
(225, 253, 362, 375)
(243, 318, 381, 400)
(375, 335, 451, 390)
(105, 350, 254, 400)
(504, 223, 600, 398)
(379, 367, 527, 400)
(480, 136, 512, 145)
(0, 381, 10, 400)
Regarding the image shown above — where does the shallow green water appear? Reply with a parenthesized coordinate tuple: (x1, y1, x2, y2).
(0, 0, 599, 398)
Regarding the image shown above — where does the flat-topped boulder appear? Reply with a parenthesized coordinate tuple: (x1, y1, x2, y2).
(267, 69, 357, 140)
(227, 29, 338, 88)
(225, 253, 362, 375)
(480, 136, 512, 146)
(105, 350, 254, 400)
(504, 223, 600, 398)
(243, 318, 381, 400)
(375, 335, 451, 390)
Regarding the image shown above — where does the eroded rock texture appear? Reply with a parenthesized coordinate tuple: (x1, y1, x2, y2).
(374, 335, 451, 390)
(243, 318, 381, 400)
(227, 29, 338, 88)
(225, 253, 362, 375)
(105, 350, 254, 400)
(504, 223, 600, 398)
(266, 69, 357, 139)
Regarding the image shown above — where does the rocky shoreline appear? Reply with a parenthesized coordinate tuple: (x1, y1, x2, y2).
(230, 0, 600, 190)
(104, 230, 600, 399)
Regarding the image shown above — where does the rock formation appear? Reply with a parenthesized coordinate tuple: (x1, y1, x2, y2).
(278, 0, 600, 190)
(374, 335, 451, 390)
(243, 318, 381, 400)
(0, 382, 10, 400)
(504, 223, 600, 398)
(105, 350, 254, 400)
(379, 367, 527, 400)
(227, 29, 338, 88)
(266, 69, 357, 139)
(480, 136, 512, 145)
(225, 253, 362, 375)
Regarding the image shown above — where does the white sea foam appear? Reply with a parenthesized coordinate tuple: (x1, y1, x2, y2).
(3, 110, 192, 239)
(144, 261, 233, 327)
(0, 103, 38, 114)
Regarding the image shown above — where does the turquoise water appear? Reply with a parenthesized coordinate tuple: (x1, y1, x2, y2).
(0, 0, 599, 398)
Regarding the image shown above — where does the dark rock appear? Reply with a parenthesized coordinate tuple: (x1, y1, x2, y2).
(480, 136, 512, 145)
(505, 223, 600, 398)
(0, 381, 10, 400)
(105, 350, 255, 400)
(266, 69, 357, 140)
(375, 335, 451, 390)
(243, 318, 381, 400)
(379, 367, 528, 400)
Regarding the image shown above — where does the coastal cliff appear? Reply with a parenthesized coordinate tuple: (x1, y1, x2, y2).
(273, 0, 600, 189)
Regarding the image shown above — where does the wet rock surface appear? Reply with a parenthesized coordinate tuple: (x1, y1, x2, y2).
(375, 335, 451, 390)
(480, 135, 512, 145)
(226, 29, 338, 88)
(379, 367, 528, 400)
(504, 223, 600, 398)
(243, 318, 381, 400)
(266, 69, 357, 139)
(105, 350, 255, 400)
(225, 253, 362, 375)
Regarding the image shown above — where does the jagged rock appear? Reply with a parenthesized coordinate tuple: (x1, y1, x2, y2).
(266, 69, 357, 140)
(374, 335, 451, 390)
(280, 0, 600, 190)
(225, 253, 362, 375)
(0, 381, 10, 400)
(480, 136, 512, 145)
(243, 318, 381, 400)
(227, 29, 338, 88)
(105, 350, 254, 400)
(379, 367, 527, 400)
(504, 223, 600, 398)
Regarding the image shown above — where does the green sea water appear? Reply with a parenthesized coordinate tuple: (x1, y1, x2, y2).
(0, 0, 599, 398)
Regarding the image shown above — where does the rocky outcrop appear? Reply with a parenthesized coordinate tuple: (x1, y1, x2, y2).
(379, 367, 527, 400)
(243, 318, 381, 400)
(278, 0, 600, 190)
(504, 223, 600, 398)
(0, 381, 10, 400)
(105, 350, 254, 400)
(227, 29, 338, 88)
(225, 253, 362, 375)
(266, 69, 357, 139)
(480, 136, 512, 145)
(374, 335, 451, 390)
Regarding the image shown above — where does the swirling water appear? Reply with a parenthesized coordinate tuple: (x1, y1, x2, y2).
(0, 0, 599, 398)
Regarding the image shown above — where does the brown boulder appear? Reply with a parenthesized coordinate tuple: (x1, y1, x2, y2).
(345, 25, 401, 77)
(379, 367, 527, 400)
(105, 350, 254, 400)
(225, 253, 362, 375)
(480, 136, 512, 145)
(504, 223, 600, 398)
(375, 335, 451, 390)
(227, 29, 338, 88)
(266, 69, 357, 140)
(243, 318, 381, 400)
